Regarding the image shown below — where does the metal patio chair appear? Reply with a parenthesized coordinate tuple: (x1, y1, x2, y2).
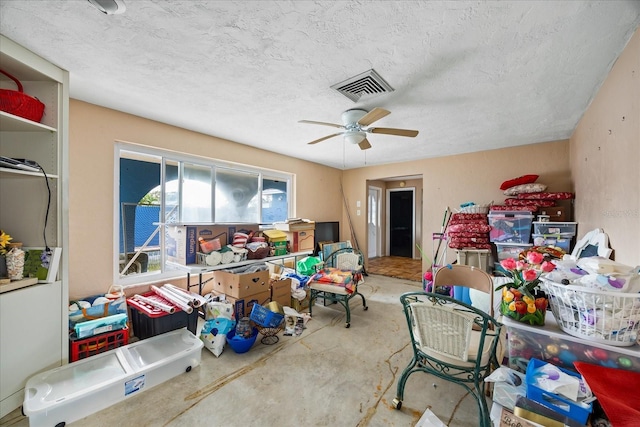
(392, 270, 502, 427)
(308, 247, 368, 328)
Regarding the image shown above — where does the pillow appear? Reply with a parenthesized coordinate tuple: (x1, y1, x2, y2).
(499, 174, 538, 191)
(504, 198, 555, 207)
(516, 191, 575, 200)
(503, 183, 547, 196)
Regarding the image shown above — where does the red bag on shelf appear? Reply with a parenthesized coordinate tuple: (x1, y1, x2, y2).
(0, 69, 45, 122)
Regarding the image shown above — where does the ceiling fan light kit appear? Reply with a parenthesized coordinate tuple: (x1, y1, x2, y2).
(300, 107, 419, 151)
(344, 131, 366, 145)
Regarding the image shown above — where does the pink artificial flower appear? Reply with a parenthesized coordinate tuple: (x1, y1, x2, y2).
(522, 269, 539, 281)
(515, 260, 526, 271)
(501, 258, 517, 270)
(424, 271, 433, 281)
(526, 251, 544, 265)
(541, 260, 556, 273)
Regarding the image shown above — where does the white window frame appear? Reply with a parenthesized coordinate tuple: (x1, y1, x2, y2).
(114, 141, 294, 287)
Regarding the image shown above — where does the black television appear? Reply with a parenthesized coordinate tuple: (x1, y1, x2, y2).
(314, 221, 340, 255)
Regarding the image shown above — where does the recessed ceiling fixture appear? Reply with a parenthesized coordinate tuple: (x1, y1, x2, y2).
(331, 69, 394, 102)
(87, 0, 126, 15)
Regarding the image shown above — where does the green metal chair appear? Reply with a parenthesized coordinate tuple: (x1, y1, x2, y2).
(392, 290, 502, 427)
(308, 247, 368, 328)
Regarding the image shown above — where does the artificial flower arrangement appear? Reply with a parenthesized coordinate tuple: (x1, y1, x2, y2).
(496, 251, 556, 325)
(0, 229, 12, 255)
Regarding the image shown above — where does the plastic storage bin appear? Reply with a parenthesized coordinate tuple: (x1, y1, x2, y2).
(69, 327, 129, 362)
(494, 242, 532, 261)
(525, 358, 593, 425)
(531, 233, 572, 253)
(456, 249, 490, 271)
(23, 329, 203, 427)
(127, 292, 198, 340)
(503, 313, 640, 374)
(532, 221, 577, 236)
(488, 211, 534, 243)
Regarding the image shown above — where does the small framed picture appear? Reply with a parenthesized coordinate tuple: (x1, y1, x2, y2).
(23, 247, 62, 283)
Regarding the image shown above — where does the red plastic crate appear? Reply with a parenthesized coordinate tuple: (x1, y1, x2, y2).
(69, 327, 129, 362)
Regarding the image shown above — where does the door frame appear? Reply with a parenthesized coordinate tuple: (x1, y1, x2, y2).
(386, 187, 415, 258)
(367, 185, 382, 258)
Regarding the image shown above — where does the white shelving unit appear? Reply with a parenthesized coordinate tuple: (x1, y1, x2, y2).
(0, 35, 69, 418)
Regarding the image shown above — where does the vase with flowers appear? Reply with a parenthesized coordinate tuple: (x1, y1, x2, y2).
(0, 229, 13, 278)
(496, 251, 555, 326)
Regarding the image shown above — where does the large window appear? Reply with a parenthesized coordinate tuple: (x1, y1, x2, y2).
(116, 143, 293, 286)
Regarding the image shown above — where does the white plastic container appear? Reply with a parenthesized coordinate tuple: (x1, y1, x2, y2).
(23, 329, 203, 427)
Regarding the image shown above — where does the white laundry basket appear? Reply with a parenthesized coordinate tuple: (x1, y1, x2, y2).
(543, 279, 640, 347)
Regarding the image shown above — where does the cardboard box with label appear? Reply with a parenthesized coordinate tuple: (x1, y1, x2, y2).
(211, 269, 270, 298)
(166, 223, 258, 265)
(213, 290, 271, 320)
(274, 221, 315, 252)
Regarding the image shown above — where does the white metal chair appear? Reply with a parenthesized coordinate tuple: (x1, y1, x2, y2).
(308, 248, 368, 328)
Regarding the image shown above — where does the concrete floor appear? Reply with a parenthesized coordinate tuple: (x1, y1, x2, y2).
(1, 275, 489, 427)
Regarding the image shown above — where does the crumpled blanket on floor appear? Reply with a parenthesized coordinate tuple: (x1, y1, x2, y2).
(310, 268, 355, 294)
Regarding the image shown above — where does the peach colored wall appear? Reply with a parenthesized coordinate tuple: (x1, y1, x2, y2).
(68, 101, 342, 298)
(344, 140, 572, 273)
(571, 27, 640, 266)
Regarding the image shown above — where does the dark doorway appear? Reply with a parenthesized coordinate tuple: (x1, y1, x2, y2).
(389, 189, 414, 257)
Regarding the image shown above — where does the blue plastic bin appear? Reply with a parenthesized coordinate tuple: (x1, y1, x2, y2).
(525, 358, 593, 424)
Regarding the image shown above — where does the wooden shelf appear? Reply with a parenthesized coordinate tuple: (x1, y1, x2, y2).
(0, 277, 38, 294)
(0, 111, 57, 132)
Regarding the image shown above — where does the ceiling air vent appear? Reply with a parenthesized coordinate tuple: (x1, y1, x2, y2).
(331, 69, 394, 102)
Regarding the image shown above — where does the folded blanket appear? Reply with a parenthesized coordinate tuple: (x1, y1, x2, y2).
(310, 268, 355, 293)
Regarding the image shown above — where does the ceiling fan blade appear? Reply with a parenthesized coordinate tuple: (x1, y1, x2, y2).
(357, 107, 390, 126)
(307, 132, 343, 145)
(299, 120, 344, 129)
(370, 127, 419, 137)
(358, 138, 372, 150)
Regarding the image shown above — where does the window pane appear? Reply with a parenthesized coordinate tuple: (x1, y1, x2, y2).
(215, 169, 259, 223)
(262, 178, 288, 223)
(164, 160, 179, 224)
(119, 151, 161, 277)
(181, 162, 213, 223)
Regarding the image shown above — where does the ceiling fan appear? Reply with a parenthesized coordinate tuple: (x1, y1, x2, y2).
(299, 107, 419, 150)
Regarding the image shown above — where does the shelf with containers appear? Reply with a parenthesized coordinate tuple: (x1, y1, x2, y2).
(0, 35, 69, 418)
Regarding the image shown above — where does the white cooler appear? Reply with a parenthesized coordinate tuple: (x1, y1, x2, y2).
(23, 329, 203, 427)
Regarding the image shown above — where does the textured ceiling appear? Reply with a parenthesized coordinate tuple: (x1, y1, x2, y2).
(1, 1, 639, 170)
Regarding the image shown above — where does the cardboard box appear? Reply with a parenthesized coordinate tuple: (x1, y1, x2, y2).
(538, 206, 569, 222)
(270, 278, 291, 307)
(271, 279, 291, 306)
(263, 229, 287, 243)
(166, 223, 258, 265)
(212, 269, 270, 298)
(291, 291, 313, 312)
(274, 221, 315, 232)
(215, 290, 271, 320)
(284, 230, 315, 253)
(497, 407, 540, 427)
